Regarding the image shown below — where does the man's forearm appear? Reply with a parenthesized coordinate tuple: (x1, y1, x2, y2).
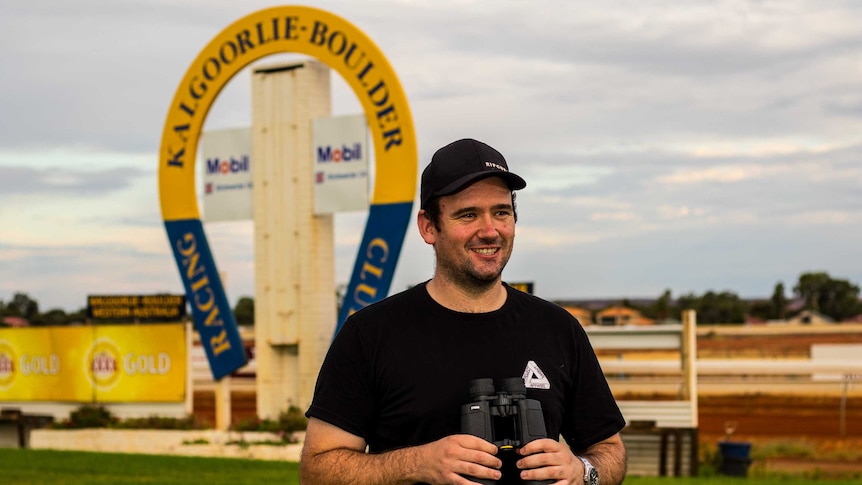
(300, 445, 421, 485)
(582, 438, 627, 485)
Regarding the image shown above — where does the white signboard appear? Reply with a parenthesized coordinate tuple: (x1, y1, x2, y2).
(811, 344, 862, 381)
(312, 114, 370, 214)
(201, 128, 253, 222)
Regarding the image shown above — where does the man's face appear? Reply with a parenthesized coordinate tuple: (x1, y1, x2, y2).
(419, 177, 516, 289)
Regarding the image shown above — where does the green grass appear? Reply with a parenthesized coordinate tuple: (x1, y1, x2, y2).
(3, 449, 862, 485)
(626, 479, 862, 485)
(0, 449, 300, 485)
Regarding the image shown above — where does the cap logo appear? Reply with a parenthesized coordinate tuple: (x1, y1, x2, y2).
(484, 161, 508, 172)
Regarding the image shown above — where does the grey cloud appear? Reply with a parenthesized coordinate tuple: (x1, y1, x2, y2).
(510, 204, 862, 301)
(512, 144, 862, 240)
(0, 240, 180, 310)
(3, 0, 861, 154)
(0, 1, 247, 153)
(823, 95, 862, 119)
(0, 166, 148, 195)
(398, 4, 862, 146)
(435, 3, 862, 79)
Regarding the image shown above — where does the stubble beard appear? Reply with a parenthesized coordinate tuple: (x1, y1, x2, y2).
(436, 245, 512, 295)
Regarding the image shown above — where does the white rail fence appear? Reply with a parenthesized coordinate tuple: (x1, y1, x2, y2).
(586, 313, 700, 477)
(583, 317, 862, 476)
(598, 354, 862, 397)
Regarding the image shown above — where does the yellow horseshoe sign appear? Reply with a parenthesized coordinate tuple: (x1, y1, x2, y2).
(159, 6, 417, 380)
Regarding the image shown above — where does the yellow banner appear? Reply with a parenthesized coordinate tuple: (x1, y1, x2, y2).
(0, 327, 87, 401)
(0, 324, 186, 402)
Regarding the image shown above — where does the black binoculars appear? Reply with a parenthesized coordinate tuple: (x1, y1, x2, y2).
(460, 377, 553, 485)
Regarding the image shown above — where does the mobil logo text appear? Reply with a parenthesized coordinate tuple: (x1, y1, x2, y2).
(206, 156, 250, 175)
(316, 143, 363, 163)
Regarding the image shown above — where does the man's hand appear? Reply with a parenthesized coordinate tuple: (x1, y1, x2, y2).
(413, 434, 503, 484)
(515, 438, 581, 483)
(301, 418, 504, 485)
(515, 434, 627, 485)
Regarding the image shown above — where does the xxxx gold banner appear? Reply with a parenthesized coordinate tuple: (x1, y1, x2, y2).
(0, 324, 186, 403)
(0, 327, 88, 401)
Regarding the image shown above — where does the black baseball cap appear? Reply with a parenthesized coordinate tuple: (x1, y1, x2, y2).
(420, 138, 527, 210)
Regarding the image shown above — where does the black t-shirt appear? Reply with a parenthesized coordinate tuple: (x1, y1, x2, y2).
(307, 282, 625, 454)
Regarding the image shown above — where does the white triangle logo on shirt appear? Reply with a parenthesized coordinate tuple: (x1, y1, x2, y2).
(522, 360, 550, 389)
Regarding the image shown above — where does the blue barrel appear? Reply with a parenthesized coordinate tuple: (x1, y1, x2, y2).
(718, 441, 753, 477)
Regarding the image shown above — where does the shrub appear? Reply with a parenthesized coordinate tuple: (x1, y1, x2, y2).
(49, 404, 306, 434)
(50, 405, 202, 430)
(115, 414, 201, 430)
(278, 405, 307, 433)
(230, 405, 307, 436)
(232, 417, 276, 433)
(53, 405, 118, 429)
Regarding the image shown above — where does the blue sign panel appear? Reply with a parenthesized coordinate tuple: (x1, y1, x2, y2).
(336, 202, 413, 334)
(164, 219, 247, 380)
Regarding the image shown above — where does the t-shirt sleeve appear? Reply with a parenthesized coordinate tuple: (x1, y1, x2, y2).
(305, 318, 376, 440)
(562, 320, 627, 451)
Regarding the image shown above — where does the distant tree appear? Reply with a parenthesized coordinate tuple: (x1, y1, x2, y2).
(4, 292, 39, 321)
(39, 308, 69, 326)
(66, 308, 88, 324)
(793, 272, 861, 321)
(747, 300, 772, 321)
(675, 291, 747, 324)
(234, 296, 255, 326)
(654, 289, 673, 322)
(770, 282, 787, 320)
(707, 291, 748, 324)
(794, 272, 831, 312)
(639, 289, 673, 321)
(675, 293, 699, 319)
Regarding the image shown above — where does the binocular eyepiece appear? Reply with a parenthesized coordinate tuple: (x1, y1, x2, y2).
(460, 377, 553, 485)
(469, 377, 525, 401)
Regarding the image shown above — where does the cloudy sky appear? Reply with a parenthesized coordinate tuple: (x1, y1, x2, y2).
(1, 0, 861, 312)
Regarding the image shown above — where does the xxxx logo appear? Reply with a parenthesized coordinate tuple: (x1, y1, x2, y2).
(0, 341, 16, 389)
(85, 338, 121, 391)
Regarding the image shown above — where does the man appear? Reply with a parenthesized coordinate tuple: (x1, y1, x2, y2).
(301, 138, 627, 484)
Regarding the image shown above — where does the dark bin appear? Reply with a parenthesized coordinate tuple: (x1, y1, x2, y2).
(0, 408, 54, 448)
(718, 441, 752, 477)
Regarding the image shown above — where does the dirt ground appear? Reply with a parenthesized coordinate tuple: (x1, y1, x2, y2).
(698, 394, 862, 440)
(696, 329, 862, 359)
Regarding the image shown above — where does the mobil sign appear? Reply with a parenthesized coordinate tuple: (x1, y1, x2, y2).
(317, 143, 362, 163)
(200, 127, 253, 222)
(312, 113, 369, 215)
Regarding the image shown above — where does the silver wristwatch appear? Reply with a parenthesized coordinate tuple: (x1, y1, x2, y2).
(578, 456, 599, 485)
